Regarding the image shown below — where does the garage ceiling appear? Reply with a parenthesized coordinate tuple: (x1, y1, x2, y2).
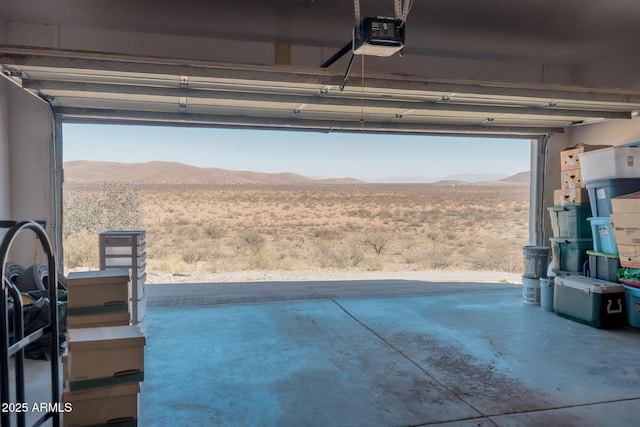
(2, 0, 640, 137)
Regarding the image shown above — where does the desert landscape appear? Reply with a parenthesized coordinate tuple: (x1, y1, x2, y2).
(62, 161, 530, 283)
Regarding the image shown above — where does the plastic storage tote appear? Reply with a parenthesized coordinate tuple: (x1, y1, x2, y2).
(623, 284, 640, 328)
(554, 276, 626, 328)
(550, 237, 592, 273)
(585, 178, 640, 217)
(587, 217, 617, 254)
(587, 250, 620, 282)
(548, 205, 592, 239)
(580, 146, 640, 182)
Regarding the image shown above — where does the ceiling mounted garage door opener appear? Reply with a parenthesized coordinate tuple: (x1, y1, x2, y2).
(323, 0, 412, 94)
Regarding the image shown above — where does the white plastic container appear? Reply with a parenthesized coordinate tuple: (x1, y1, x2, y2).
(580, 146, 640, 182)
(522, 275, 541, 305)
(540, 277, 554, 312)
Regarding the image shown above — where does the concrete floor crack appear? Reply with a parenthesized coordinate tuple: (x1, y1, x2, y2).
(327, 297, 486, 418)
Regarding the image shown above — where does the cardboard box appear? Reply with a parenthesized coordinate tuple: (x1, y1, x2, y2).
(67, 311, 131, 329)
(62, 383, 139, 427)
(553, 188, 589, 205)
(617, 244, 640, 268)
(611, 191, 640, 214)
(67, 270, 130, 316)
(610, 213, 640, 245)
(560, 144, 611, 170)
(561, 168, 583, 189)
(554, 275, 626, 328)
(67, 325, 145, 392)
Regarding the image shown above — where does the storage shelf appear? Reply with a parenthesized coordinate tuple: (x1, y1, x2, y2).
(99, 231, 146, 331)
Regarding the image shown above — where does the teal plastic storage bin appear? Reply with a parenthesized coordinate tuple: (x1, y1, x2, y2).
(548, 205, 592, 238)
(585, 178, 640, 217)
(623, 285, 640, 328)
(550, 237, 592, 273)
(588, 217, 618, 254)
(587, 250, 620, 282)
(555, 276, 626, 329)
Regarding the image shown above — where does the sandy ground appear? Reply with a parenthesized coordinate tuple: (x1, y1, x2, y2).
(145, 269, 523, 285)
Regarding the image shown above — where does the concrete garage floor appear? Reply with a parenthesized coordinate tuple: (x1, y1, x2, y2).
(140, 279, 640, 427)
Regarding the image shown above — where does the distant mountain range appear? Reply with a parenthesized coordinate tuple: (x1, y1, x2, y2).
(63, 161, 529, 186)
(500, 171, 530, 184)
(368, 173, 512, 184)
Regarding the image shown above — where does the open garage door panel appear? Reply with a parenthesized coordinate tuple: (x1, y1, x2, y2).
(2, 49, 640, 137)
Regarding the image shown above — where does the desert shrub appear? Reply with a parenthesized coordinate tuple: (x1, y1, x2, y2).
(314, 227, 341, 240)
(241, 231, 266, 254)
(315, 241, 364, 268)
(365, 233, 388, 255)
(181, 245, 212, 264)
(62, 234, 99, 268)
(403, 250, 423, 265)
(63, 183, 144, 236)
(424, 247, 454, 269)
(63, 183, 144, 269)
(316, 243, 335, 268)
(246, 250, 273, 269)
(346, 246, 365, 267)
(377, 209, 393, 219)
(174, 216, 190, 226)
(203, 224, 225, 239)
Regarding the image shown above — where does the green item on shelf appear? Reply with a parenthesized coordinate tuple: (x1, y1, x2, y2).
(617, 267, 640, 282)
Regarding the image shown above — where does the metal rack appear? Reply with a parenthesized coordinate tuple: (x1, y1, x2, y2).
(1, 221, 61, 427)
(99, 231, 146, 332)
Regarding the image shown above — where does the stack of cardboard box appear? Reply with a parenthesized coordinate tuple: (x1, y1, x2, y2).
(611, 192, 640, 328)
(62, 270, 145, 427)
(611, 193, 640, 268)
(555, 145, 609, 206)
(548, 145, 607, 274)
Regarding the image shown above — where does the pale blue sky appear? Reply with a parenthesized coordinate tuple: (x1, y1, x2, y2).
(62, 123, 531, 182)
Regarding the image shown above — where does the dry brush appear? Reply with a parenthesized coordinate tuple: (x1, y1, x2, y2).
(62, 183, 530, 276)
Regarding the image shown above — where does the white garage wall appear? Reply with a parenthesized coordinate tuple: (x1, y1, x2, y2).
(0, 79, 9, 221)
(566, 118, 640, 147)
(5, 81, 56, 266)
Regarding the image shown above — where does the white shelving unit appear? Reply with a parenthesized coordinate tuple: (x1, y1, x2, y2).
(99, 230, 147, 333)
